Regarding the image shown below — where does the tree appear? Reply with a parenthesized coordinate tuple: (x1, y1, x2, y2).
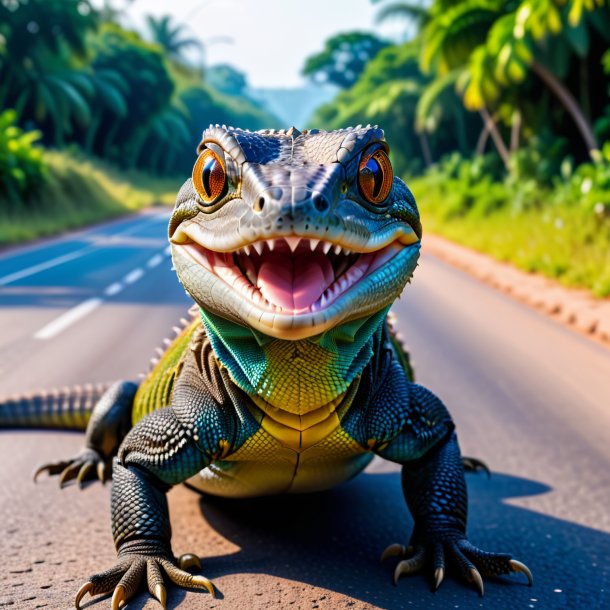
(89, 24, 174, 166)
(145, 14, 201, 63)
(0, 0, 98, 145)
(303, 32, 390, 89)
(206, 64, 248, 97)
(460, 0, 609, 159)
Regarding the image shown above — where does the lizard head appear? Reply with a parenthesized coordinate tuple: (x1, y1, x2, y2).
(169, 125, 421, 340)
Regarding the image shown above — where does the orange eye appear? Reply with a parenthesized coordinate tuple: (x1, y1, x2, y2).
(358, 146, 393, 205)
(193, 148, 227, 205)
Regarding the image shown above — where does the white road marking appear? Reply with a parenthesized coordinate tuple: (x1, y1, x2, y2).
(0, 248, 92, 286)
(147, 254, 163, 268)
(32, 243, 169, 340)
(34, 298, 103, 340)
(124, 268, 144, 285)
(0, 212, 169, 286)
(104, 282, 124, 297)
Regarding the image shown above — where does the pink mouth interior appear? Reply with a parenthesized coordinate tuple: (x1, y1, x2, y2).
(257, 251, 334, 311)
(183, 237, 404, 314)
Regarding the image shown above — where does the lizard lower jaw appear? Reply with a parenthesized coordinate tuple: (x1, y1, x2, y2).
(177, 237, 406, 314)
(172, 236, 420, 339)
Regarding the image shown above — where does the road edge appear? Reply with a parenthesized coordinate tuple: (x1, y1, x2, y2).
(423, 233, 610, 348)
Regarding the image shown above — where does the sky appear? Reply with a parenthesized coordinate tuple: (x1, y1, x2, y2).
(106, 0, 407, 89)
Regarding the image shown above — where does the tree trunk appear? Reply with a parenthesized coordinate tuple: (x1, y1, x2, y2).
(531, 59, 598, 158)
(475, 122, 491, 156)
(418, 132, 433, 168)
(510, 109, 521, 153)
(479, 108, 510, 170)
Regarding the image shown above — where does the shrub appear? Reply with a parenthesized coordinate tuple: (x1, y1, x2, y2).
(0, 109, 47, 202)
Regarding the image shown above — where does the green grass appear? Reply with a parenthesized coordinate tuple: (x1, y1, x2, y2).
(410, 175, 610, 298)
(0, 150, 181, 246)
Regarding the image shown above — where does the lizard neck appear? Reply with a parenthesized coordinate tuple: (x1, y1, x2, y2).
(200, 307, 389, 415)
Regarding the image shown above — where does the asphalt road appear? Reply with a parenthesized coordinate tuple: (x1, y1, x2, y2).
(0, 211, 609, 610)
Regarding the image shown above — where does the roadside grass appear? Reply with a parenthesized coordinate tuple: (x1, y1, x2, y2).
(410, 176, 610, 298)
(0, 150, 181, 246)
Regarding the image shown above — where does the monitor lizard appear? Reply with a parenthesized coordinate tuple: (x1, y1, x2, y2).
(1, 125, 532, 609)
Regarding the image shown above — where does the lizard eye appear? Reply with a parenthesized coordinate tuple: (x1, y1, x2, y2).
(193, 148, 227, 205)
(358, 145, 393, 205)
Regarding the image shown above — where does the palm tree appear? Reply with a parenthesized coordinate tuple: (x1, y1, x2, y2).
(145, 15, 202, 62)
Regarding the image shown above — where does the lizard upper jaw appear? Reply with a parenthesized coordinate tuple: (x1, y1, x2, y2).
(176, 235, 415, 315)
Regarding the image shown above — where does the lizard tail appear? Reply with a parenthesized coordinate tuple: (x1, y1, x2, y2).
(0, 382, 112, 431)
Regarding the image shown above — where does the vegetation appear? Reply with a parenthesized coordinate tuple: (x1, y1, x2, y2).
(0, 148, 178, 245)
(306, 0, 610, 296)
(303, 32, 390, 89)
(0, 0, 279, 245)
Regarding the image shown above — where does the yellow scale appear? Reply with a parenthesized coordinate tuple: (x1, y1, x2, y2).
(188, 375, 374, 498)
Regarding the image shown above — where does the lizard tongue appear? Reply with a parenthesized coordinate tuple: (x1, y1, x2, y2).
(257, 252, 333, 311)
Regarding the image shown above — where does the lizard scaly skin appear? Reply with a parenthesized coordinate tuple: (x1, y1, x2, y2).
(4, 125, 532, 608)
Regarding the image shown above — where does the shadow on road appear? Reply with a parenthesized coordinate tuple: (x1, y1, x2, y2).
(193, 470, 609, 610)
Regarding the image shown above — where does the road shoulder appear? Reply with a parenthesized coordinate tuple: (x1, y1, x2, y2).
(424, 233, 610, 347)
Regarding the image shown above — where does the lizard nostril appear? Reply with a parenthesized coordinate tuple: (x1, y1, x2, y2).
(312, 193, 329, 212)
(254, 196, 266, 213)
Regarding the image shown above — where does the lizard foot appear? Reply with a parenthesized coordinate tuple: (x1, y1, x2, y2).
(462, 456, 490, 477)
(34, 448, 108, 488)
(74, 552, 215, 609)
(381, 539, 532, 596)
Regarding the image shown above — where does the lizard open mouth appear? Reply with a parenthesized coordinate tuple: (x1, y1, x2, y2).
(179, 236, 415, 315)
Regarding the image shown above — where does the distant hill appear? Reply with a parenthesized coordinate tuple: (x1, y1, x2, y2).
(250, 85, 337, 130)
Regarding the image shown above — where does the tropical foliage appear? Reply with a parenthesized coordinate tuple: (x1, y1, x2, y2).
(306, 0, 610, 295)
(0, 110, 46, 201)
(0, 0, 278, 200)
(303, 32, 390, 89)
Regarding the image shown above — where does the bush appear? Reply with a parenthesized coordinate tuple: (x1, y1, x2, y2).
(0, 109, 47, 201)
(410, 145, 610, 297)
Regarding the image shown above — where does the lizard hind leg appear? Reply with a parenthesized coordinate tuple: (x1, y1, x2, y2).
(34, 381, 137, 488)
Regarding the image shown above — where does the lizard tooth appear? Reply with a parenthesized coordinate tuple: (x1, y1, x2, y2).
(285, 237, 301, 252)
(267, 239, 276, 251)
(334, 244, 342, 255)
(309, 238, 320, 251)
(344, 248, 352, 255)
(242, 245, 251, 256)
(322, 242, 332, 255)
(253, 242, 264, 255)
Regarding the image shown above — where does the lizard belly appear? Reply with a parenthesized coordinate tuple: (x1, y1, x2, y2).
(186, 423, 372, 498)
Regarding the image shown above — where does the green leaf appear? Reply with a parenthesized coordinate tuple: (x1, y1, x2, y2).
(563, 13, 590, 57)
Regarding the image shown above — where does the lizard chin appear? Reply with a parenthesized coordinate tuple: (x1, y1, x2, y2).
(171, 234, 420, 340)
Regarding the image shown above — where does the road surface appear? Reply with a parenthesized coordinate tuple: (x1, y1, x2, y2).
(0, 211, 609, 610)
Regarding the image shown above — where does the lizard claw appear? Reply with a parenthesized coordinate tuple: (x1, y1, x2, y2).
(75, 551, 215, 608)
(36, 448, 109, 488)
(509, 559, 533, 586)
(111, 584, 126, 610)
(462, 456, 491, 477)
(153, 583, 167, 609)
(74, 581, 93, 609)
(392, 545, 426, 585)
(469, 567, 484, 597)
(382, 535, 532, 596)
(433, 567, 444, 591)
(380, 543, 408, 562)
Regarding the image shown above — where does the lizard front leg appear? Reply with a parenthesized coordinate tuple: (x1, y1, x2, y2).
(385, 429, 532, 594)
(74, 406, 220, 609)
(362, 352, 532, 594)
